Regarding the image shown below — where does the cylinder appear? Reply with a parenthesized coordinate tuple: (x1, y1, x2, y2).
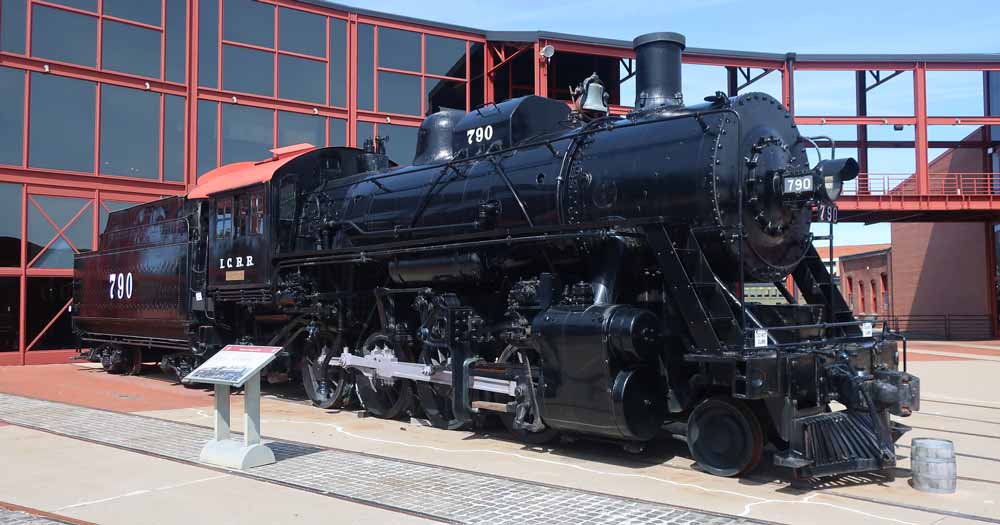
(632, 32, 686, 110)
(910, 438, 956, 494)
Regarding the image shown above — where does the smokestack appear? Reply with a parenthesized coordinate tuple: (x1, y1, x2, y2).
(632, 32, 686, 111)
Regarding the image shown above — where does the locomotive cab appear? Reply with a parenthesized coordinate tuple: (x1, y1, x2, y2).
(203, 145, 375, 291)
(209, 185, 269, 290)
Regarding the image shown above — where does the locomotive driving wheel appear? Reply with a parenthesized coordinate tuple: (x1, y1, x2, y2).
(299, 328, 353, 410)
(497, 346, 559, 445)
(415, 345, 466, 430)
(354, 332, 414, 419)
(687, 396, 764, 477)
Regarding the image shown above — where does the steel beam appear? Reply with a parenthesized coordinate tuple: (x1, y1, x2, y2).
(914, 63, 930, 195)
(856, 70, 870, 195)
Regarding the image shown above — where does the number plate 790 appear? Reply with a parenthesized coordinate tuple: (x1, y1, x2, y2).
(783, 175, 814, 194)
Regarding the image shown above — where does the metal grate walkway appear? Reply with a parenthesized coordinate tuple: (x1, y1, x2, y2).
(0, 393, 763, 525)
(0, 507, 80, 525)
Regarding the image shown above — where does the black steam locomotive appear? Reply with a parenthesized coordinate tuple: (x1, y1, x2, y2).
(73, 32, 919, 479)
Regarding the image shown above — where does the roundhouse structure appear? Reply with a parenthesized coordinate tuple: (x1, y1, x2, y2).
(0, 0, 998, 365)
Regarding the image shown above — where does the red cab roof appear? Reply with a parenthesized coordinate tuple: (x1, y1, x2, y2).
(187, 143, 316, 199)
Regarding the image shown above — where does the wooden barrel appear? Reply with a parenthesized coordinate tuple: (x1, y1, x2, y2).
(911, 438, 956, 493)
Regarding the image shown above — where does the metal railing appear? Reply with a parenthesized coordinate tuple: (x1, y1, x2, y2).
(861, 314, 993, 340)
(840, 173, 1000, 197)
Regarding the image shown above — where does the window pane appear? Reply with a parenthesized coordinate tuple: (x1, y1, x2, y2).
(426, 36, 466, 78)
(378, 27, 419, 72)
(356, 24, 373, 111)
(27, 200, 55, 264)
(103, 0, 161, 26)
(45, 0, 96, 11)
(197, 100, 218, 177)
(27, 277, 74, 350)
(165, 0, 186, 83)
(198, 0, 218, 88)
(426, 78, 465, 115)
(28, 196, 89, 267)
(356, 121, 374, 148)
(223, 0, 273, 48)
(100, 199, 137, 232)
(1, 0, 26, 54)
(278, 7, 324, 57)
(102, 20, 161, 79)
(223, 45, 274, 96)
(470, 43, 484, 108)
(0, 278, 18, 352)
(164, 95, 185, 182)
(31, 5, 96, 67)
(329, 118, 346, 146)
(100, 85, 159, 179)
(278, 111, 323, 148)
(0, 183, 22, 267)
(0, 67, 24, 166)
(378, 72, 420, 115)
(64, 209, 93, 253)
(29, 73, 95, 173)
(329, 19, 346, 107)
(381, 124, 418, 165)
(34, 196, 88, 232)
(222, 104, 272, 165)
(278, 55, 324, 103)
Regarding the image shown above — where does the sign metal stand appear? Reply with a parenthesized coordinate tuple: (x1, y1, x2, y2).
(183, 345, 283, 469)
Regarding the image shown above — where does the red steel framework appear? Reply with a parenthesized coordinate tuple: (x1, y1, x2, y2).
(0, 0, 998, 364)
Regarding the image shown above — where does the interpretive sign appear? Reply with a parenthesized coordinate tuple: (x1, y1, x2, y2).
(183, 345, 282, 387)
(183, 345, 282, 470)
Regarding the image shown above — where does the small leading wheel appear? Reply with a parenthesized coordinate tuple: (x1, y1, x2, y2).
(497, 346, 559, 445)
(415, 345, 466, 430)
(300, 329, 353, 409)
(687, 396, 764, 477)
(354, 332, 413, 419)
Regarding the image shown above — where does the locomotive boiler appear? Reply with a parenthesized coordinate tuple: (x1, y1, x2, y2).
(73, 31, 919, 479)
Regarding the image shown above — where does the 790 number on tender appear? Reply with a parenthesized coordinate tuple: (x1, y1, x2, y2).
(108, 272, 134, 300)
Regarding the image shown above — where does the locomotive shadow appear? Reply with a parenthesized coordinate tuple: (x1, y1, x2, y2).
(464, 423, 910, 491)
(265, 440, 327, 461)
(743, 465, 910, 493)
(464, 423, 694, 470)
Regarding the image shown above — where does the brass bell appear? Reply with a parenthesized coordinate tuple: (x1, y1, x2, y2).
(574, 73, 609, 116)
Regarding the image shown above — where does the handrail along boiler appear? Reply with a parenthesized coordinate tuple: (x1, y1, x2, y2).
(72, 31, 919, 479)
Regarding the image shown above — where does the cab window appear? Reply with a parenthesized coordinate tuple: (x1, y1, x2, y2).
(249, 191, 265, 235)
(215, 197, 233, 239)
(235, 194, 250, 237)
(217, 188, 264, 240)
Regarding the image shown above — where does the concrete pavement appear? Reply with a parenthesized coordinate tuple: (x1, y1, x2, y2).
(0, 342, 998, 525)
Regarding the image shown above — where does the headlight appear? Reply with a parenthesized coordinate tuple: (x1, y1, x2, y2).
(814, 158, 859, 201)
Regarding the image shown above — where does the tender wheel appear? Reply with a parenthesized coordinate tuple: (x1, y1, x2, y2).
(101, 345, 141, 375)
(415, 345, 466, 430)
(687, 396, 764, 477)
(497, 346, 559, 445)
(354, 332, 413, 419)
(300, 329, 353, 409)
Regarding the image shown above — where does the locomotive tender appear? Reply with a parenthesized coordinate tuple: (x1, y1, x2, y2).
(73, 32, 919, 478)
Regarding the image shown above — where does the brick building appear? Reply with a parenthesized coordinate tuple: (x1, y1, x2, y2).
(838, 247, 891, 317)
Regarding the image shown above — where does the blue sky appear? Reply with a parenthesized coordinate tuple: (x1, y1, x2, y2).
(338, 0, 998, 245)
